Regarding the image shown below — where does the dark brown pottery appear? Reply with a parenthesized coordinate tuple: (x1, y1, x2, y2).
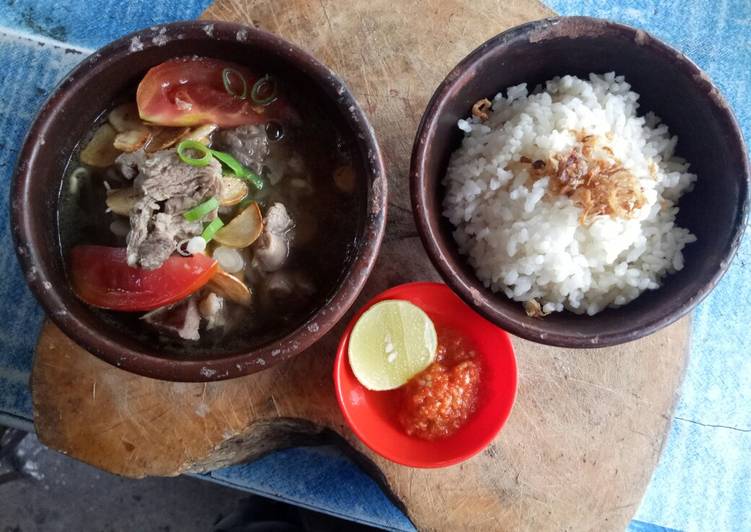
(411, 16, 749, 348)
(12, 21, 387, 381)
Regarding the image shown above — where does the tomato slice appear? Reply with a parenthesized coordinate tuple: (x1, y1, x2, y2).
(70, 246, 218, 312)
(136, 56, 294, 127)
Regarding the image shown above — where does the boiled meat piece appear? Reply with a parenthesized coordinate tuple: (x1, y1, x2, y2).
(141, 297, 201, 341)
(198, 292, 226, 330)
(117, 149, 222, 269)
(213, 124, 269, 174)
(253, 203, 294, 272)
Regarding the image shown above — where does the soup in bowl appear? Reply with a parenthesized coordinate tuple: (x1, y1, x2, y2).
(12, 21, 387, 381)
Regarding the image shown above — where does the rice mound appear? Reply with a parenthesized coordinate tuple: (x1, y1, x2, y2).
(443, 72, 697, 316)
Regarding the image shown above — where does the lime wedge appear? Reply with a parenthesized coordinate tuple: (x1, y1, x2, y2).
(348, 300, 438, 391)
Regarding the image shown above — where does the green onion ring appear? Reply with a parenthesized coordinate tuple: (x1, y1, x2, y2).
(183, 197, 219, 222)
(177, 140, 213, 167)
(210, 149, 264, 190)
(222, 68, 248, 100)
(241, 170, 265, 191)
(250, 75, 278, 106)
(237, 197, 256, 210)
(201, 217, 225, 242)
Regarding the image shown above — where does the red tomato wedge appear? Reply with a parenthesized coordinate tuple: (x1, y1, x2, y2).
(70, 246, 218, 312)
(136, 56, 294, 127)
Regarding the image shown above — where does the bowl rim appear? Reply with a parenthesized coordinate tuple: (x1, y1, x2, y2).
(333, 281, 518, 468)
(11, 20, 388, 381)
(410, 15, 750, 348)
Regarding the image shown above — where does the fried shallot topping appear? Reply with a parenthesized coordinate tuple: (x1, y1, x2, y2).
(523, 298, 550, 318)
(471, 98, 492, 121)
(519, 133, 646, 225)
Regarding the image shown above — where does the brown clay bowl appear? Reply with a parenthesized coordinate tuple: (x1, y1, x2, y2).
(411, 17, 749, 348)
(11, 21, 387, 381)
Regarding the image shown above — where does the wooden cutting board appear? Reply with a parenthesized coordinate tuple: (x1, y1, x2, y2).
(32, 1, 692, 530)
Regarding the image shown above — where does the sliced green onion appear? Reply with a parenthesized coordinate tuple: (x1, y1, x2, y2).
(177, 140, 212, 167)
(201, 217, 225, 242)
(243, 172, 264, 191)
(210, 149, 264, 190)
(222, 68, 248, 100)
(250, 75, 278, 106)
(210, 149, 248, 176)
(183, 197, 219, 222)
(237, 197, 256, 209)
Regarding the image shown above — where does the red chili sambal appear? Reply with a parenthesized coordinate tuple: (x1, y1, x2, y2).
(398, 327, 481, 440)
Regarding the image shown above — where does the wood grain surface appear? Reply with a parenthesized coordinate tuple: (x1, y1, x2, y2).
(32, 1, 692, 530)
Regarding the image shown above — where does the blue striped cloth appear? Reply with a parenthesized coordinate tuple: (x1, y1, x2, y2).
(1, 1, 749, 530)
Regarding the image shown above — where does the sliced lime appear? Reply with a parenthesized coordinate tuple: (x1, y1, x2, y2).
(348, 300, 438, 391)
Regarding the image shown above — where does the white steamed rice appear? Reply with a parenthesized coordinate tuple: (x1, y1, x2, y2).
(443, 72, 697, 316)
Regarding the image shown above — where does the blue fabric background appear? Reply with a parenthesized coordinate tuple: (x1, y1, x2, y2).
(0, 1, 748, 531)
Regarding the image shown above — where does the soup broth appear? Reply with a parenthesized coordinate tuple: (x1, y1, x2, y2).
(58, 65, 363, 357)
